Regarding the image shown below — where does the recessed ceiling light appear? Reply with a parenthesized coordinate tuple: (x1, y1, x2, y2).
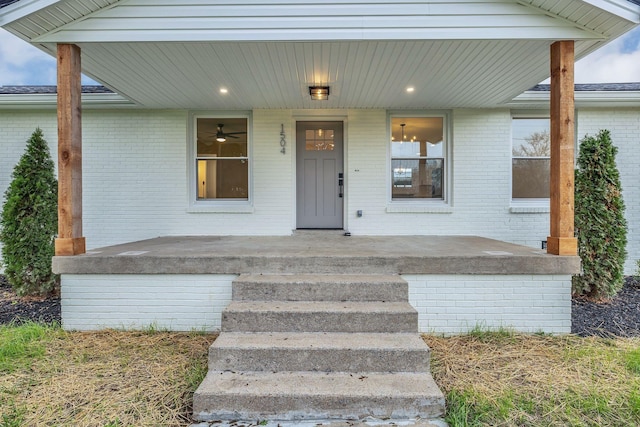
(406, 86, 415, 93)
(220, 87, 228, 94)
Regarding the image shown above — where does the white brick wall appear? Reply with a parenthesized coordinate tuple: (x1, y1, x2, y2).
(81, 109, 297, 247)
(346, 109, 549, 250)
(61, 274, 234, 331)
(0, 111, 58, 203)
(406, 274, 572, 335)
(346, 109, 389, 230)
(1, 106, 637, 272)
(60, 273, 571, 334)
(1, 109, 298, 252)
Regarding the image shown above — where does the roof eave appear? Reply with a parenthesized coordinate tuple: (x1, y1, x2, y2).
(0, 0, 62, 25)
(578, 0, 640, 23)
(508, 90, 640, 108)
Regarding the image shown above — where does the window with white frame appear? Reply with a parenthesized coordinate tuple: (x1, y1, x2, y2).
(195, 116, 249, 200)
(512, 117, 550, 200)
(390, 116, 445, 200)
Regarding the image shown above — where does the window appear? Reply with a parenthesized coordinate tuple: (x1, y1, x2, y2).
(195, 116, 249, 201)
(512, 118, 550, 199)
(305, 128, 335, 151)
(390, 116, 445, 200)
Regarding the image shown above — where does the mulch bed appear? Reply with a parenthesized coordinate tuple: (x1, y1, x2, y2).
(0, 275, 61, 325)
(1, 274, 640, 337)
(572, 276, 640, 338)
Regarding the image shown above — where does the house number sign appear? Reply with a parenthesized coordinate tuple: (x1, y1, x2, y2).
(280, 124, 286, 154)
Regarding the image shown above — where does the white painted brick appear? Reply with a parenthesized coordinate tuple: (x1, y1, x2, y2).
(61, 274, 234, 331)
(0, 109, 299, 253)
(406, 274, 571, 334)
(0, 105, 635, 319)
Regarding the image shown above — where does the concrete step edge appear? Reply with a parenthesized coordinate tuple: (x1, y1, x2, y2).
(211, 332, 430, 350)
(193, 371, 445, 421)
(223, 301, 417, 313)
(232, 274, 409, 302)
(209, 332, 431, 373)
(234, 274, 408, 285)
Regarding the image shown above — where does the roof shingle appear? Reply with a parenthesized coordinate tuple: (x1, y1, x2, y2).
(531, 83, 640, 92)
(0, 85, 113, 94)
(0, 0, 20, 9)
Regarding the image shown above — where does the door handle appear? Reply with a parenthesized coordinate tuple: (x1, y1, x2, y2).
(338, 173, 344, 198)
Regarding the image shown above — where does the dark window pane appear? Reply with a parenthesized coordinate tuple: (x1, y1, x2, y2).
(391, 159, 443, 199)
(512, 158, 550, 198)
(197, 159, 248, 200)
(197, 118, 247, 157)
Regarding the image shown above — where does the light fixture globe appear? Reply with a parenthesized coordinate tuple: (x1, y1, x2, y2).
(309, 86, 330, 100)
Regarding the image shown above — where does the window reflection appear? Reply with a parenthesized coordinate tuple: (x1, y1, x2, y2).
(196, 117, 249, 200)
(512, 118, 550, 199)
(390, 117, 445, 200)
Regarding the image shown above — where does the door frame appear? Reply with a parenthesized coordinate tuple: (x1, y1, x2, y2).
(292, 115, 348, 231)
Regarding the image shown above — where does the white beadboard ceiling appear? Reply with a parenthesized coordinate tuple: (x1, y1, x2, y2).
(1, 0, 638, 109)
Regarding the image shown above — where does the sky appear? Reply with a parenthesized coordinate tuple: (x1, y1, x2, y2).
(1, 26, 640, 86)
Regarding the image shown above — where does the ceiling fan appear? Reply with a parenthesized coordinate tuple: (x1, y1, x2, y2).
(215, 123, 246, 142)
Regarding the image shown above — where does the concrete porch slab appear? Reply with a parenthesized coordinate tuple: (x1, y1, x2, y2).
(53, 235, 579, 275)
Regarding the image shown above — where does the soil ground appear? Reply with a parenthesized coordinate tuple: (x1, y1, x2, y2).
(0, 275, 61, 325)
(572, 276, 640, 337)
(2, 274, 640, 337)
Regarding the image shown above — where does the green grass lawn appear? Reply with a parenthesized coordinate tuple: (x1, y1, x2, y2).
(0, 322, 212, 427)
(1, 322, 639, 426)
(424, 329, 640, 426)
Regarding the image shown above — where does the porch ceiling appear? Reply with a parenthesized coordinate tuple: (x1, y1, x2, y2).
(66, 39, 576, 109)
(1, 0, 638, 109)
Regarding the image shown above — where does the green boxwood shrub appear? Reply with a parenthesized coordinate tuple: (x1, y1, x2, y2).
(0, 128, 58, 296)
(572, 129, 627, 300)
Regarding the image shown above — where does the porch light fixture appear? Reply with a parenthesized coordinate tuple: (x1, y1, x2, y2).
(309, 86, 330, 100)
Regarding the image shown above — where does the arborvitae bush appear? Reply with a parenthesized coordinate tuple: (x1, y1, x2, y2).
(572, 129, 627, 300)
(0, 128, 58, 296)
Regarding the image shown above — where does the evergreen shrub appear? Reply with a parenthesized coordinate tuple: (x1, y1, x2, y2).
(0, 128, 58, 296)
(572, 129, 627, 300)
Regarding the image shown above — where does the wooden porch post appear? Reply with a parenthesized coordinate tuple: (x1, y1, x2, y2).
(55, 43, 86, 256)
(547, 40, 577, 256)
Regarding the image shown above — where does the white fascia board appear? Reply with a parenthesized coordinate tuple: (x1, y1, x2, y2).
(33, 26, 599, 44)
(0, 93, 136, 109)
(0, 0, 62, 26)
(579, 0, 640, 23)
(508, 90, 640, 108)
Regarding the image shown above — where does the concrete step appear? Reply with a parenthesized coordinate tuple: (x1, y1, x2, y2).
(232, 274, 408, 302)
(221, 301, 418, 333)
(209, 332, 430, 372)
(193, 370, 445, 422)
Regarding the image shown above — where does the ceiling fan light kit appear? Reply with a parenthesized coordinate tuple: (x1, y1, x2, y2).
(215, 123, 247, 143)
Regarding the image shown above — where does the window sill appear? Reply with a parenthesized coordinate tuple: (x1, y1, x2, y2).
(386, 203, 452, 214)
(188, 203, 254, 214)
(509, 201, 550, 214)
